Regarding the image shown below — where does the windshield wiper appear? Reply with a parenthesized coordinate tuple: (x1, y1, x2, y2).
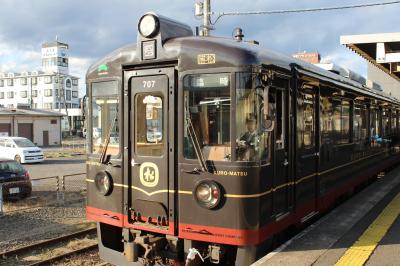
(100, 107, 118, 164)
(184, 99, 209, 172)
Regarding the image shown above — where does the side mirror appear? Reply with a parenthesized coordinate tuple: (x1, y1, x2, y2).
(262, 86, 275, 132)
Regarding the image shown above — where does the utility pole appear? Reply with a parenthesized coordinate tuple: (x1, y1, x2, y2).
(203, 0, 211, 36)
(195, 0, 213, 36)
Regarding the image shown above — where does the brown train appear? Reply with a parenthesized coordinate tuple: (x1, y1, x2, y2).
(85, 13, 400, 265)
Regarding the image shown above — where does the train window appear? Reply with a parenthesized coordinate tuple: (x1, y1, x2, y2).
(91, 81, 119, 156)
(275, 90, 285, 150)
(320, 96, 333, 144)
(332, 99, 350, 144)
(382, 109, 390, 136)
(391, 110, 396, 133)
(235, 73, 269, 162)
(370, 107, 381, 146)
(183, 73, 231, 161)
(297, 91, 315, 148)
(353, 105, 368, 142)
(135, 93, 164, 156)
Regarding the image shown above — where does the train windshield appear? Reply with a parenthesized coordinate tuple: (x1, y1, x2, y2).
(183, 73, 231, 161)
(91, 81, 119, 156)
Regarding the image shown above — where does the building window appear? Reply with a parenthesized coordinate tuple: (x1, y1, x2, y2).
(72, 91, 78, 98)
(20, 78, 27, 85)
(66, 79, 71, 88)
(66, 103, 71, 108)
(0, 80, 4, 87)
(7, 91, 14, 99)
(44, 89, 53, 97)
(44, 76, 52, 84)
(66, 90, 71, 100)
(72, 103, 78, 108)
(31, 77, 37, 85)
(20, 91, 28, 98)
(72, 79, 78, 86)
(0, 92, 4, 99)
(7, 79, 13, 86)
(7, 104, 13, 108)
(51, 119, 57, 124)
(32, 90, 38, 97)
(32, 103, 37, 108)
(44, 103, 53, 109)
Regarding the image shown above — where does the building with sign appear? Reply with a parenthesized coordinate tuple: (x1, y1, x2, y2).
(0, 41, 83, 134)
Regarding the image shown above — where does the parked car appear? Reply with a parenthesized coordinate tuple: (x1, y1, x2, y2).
(0, 137, 44, 163)
(0, 159, 32, 199)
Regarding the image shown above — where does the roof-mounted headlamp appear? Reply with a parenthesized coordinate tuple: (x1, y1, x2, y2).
(138, 14, 160, 38)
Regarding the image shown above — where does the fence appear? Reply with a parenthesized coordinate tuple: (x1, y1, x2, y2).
(0, 173, 87, 215)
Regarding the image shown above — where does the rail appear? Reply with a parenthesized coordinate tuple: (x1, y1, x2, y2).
(0, 227, 97, 265)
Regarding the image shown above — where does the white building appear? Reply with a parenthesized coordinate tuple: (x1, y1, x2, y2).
(0, 41, 83, 133)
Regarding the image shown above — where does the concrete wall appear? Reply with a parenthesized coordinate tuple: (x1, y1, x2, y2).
(0, 116, 61, 146)
(368, 62, 400, 100)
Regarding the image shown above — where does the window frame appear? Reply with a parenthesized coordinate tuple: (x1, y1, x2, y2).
(89, 80, 121, 159)
(182, 72, 233, 162)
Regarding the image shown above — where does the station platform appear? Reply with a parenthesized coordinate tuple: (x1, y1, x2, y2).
(253, 166, 400, 266)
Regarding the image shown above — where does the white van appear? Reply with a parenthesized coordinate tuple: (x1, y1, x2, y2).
(0, 137, 44, 163)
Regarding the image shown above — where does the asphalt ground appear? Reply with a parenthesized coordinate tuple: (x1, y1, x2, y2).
(254, 166, 400, 266)
(23, 156, 86, 180)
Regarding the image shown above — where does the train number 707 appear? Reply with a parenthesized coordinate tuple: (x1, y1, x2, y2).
(143, 80, 156, 88)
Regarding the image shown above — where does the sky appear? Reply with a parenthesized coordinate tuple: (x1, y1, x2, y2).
(0, 0, 399, 95)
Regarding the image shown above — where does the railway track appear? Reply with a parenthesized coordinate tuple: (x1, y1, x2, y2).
(0, 227, 98, 266)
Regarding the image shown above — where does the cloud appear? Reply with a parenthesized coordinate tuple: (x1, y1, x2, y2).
(0, 0, 398, 85)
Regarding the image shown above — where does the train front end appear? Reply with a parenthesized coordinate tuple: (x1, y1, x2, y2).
(86, 13, 283, 265)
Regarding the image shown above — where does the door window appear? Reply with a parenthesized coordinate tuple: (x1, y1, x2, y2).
(135, 93, 164, 156)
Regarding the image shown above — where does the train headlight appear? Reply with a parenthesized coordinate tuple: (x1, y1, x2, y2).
(138, 14, 160, 38)
(194, 181, 221, 209)
(95, 171, 113, 196)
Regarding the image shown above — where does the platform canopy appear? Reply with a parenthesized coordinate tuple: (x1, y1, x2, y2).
(340, 33, 400, 82)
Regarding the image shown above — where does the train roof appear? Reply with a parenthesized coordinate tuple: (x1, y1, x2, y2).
(87, 15, 400, 106)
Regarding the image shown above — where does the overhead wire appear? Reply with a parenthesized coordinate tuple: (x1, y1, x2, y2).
(210, 1, 400, 25)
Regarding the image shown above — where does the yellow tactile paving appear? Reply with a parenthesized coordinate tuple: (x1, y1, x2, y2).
(335, 192, 400, 266)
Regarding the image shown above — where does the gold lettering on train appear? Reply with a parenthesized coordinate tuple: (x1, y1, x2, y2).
(197, 54, 216, 64)
(213, 170, 248, 177)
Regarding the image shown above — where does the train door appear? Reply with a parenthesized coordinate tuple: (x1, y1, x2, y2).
(127, 68, 175, 235)
(296, 83, 319, 220)
(272, 84, 292, 217)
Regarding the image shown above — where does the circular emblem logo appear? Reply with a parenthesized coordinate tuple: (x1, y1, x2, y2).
(139, 162, 159, 188)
